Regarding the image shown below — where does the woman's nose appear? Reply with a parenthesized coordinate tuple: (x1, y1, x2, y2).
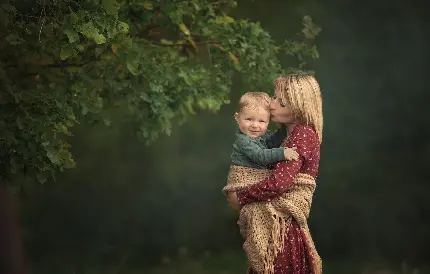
(269, 99, 276, 110)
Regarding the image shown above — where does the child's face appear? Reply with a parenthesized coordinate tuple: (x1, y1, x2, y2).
(235, 106, 270, 138)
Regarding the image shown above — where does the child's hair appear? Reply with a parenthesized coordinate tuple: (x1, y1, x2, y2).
(237, 92, 271, 113)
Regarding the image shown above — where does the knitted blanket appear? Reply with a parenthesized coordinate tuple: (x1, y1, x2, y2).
(223, 165, 322, 274)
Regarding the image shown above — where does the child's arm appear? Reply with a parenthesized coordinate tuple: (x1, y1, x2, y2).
(261, 125, 288, 148)
(236, 136, 298, 166)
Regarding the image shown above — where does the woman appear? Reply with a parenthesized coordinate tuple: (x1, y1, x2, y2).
(227, 74, 323, 274)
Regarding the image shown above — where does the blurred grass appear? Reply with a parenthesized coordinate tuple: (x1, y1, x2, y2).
(144, 255, 430, 274)
(145, 250, 248, 274)
(30, 250, 430, 274)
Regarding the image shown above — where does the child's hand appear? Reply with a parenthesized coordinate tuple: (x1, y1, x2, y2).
(284, 147, 299, 161)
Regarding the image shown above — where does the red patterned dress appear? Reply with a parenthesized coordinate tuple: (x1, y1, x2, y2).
(236, 125, 320, 274)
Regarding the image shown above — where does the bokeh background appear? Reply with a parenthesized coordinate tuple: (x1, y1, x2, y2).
(16, 0, 430, 273)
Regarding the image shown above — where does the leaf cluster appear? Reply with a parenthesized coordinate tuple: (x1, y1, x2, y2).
(0, 0, 320, 184)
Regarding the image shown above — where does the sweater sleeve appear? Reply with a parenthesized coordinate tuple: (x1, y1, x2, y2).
(236, 135, 285, 166)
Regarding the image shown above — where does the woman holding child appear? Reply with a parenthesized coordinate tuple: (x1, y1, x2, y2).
(225, 74, 323, 274)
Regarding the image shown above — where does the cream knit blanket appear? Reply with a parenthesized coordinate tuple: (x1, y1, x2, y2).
(223, 165, 322, 274)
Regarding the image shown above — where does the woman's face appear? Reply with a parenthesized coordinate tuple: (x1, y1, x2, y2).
(269, 88, 295, 124)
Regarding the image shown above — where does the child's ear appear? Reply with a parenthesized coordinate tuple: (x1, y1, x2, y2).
(234, 112, 239, 122)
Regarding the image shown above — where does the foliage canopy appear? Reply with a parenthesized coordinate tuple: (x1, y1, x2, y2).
(0, 0, 320, 184)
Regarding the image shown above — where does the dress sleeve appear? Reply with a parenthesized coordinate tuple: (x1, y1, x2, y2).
(236, 126, 318, 205)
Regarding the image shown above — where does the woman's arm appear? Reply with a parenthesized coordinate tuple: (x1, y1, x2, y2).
(236, 126, 318, 205)
(236, 158, 303, 204)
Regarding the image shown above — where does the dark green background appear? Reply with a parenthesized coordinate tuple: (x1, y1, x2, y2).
(20, 0, 430, 273)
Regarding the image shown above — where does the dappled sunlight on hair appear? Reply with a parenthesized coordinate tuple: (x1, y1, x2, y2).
(275, 75, 323, 143)
(237, 92, 271, 113)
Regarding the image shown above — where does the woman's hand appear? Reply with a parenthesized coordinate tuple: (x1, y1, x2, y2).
(226, 191, 242, 211)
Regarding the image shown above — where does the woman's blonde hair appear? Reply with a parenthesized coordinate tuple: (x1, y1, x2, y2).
(275, 74, 323, 143)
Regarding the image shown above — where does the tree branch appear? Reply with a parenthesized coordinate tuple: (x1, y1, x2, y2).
(46, 48, 109, 68)
(45, 60, 96, 68)
(148, 40, 220, 47)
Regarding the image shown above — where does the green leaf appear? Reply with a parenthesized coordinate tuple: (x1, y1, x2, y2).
(63, 29, 79, 43)
(160, 39, 174, 45)
(94, 33, 107, 44)
(139, 2, 153, 10)
(59, 150, 76, 169)
(301, 15, 321, 40)
(81, 105, 89, 115)
(213, 15, 235, 25)
(184, 96, 196, 115)
(102, 0, 119, 15)
(103, 117, 111, 126)
(69, 12, 79, 23)
(36, 172, 48, 184)
(56, 124, 72, 136)
(179, 23, 191, 36)
(79, 22, 106, 44)
(46, 148, 61, 165)
(60, 46, 75, 60)
(126, 59, 139, 75)
(228, 52, 240, 66)
(117, 21, 129, 34)
(63, 157, 76, 169)
(76, 44, 85, 51)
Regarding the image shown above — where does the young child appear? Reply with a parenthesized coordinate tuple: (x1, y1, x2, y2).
(229, 92, 298, 171)
(223, 92, 299, 273)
